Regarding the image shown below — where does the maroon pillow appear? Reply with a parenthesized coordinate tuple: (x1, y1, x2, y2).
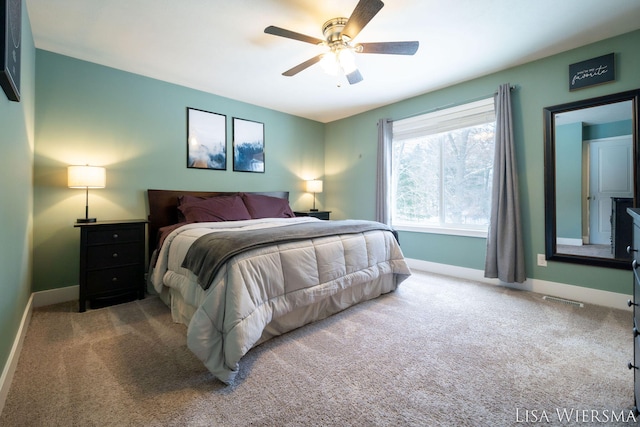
(178, 194, 207, 205)
(176, 195, 207, 223)
(178, 195, 252, 223)
(241, 193, 294, 219)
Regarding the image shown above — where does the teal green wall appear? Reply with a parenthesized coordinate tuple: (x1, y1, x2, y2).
(325, 30, 640, 295)
(585, 119, 632, 140)
(0, 9, 35, 392)
(32, 51, 325, 292)
(555, 123, 583, 240)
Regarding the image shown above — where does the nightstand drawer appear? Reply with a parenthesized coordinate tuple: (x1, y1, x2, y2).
(86, 265, 141, 295)
(86, 243, 143, 269)
(636, 323, 640, 411)
(635, 273, 640, 325)
(85, 226, 143, 245)
(633, 222, 640, 263)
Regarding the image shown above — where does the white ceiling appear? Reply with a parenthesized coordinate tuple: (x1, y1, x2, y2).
(25, 0, 640, 123)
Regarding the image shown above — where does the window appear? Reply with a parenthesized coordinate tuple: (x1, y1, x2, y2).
(391, 98, 496, 236)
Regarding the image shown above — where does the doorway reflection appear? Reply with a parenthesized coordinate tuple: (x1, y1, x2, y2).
(553, 101, 633, 261)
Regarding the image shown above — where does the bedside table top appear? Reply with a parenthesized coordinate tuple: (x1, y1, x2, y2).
(294, 210, 332, 214)
(74, 219, 148, 227)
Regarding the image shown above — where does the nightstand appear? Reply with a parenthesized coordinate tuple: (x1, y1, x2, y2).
(294, 210, 331, 220)
(75, 220, 147, 312)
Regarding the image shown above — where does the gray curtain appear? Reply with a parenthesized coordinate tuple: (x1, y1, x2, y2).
(484, 84, 526, 283)
(376, 118, 393, 225)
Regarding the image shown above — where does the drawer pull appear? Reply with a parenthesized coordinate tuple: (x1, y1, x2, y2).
(629, 246, 638, 254)
(112, 233, 119, 239)
(112, 253, 119, 258)
(634, 260, 638, 269)
(634, 327, 639, 338)
(112, 277, 118, 282)
(629, 299, 638, 307)
(629, 362, 639, 370)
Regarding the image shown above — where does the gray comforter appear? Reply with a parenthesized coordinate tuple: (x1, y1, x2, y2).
(150, 217, 411, 384)
(182, 219, 396, 290)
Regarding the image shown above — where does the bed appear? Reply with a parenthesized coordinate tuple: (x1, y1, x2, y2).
(147, 189, 411, 384)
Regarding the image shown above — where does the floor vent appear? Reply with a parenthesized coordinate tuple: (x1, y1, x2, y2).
(542, 295, 584, 308)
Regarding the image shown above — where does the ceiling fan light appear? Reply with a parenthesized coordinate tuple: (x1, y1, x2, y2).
(338, 48, 357, 74)
(320, 52, 340, 75)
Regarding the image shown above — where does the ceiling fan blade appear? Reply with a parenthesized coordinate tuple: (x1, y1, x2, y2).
(342, 0, 384, 40)
(264, 26, 325, 45)
(346, 69, 364, 85)
(358, 41, 419, 55)
(282, 55, 324, 77)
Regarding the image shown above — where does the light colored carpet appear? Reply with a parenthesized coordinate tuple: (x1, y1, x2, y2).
(0, 270, 635, 426)
(557, 244, 614, 259)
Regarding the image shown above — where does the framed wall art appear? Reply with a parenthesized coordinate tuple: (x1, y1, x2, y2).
(233, 117, 265, 173)
(0, 0, 21, 102)
(187, 107, 227, 170)
(569, 53, 615, 91)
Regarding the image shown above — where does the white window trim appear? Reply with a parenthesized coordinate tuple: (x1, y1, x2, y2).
(392, 223, 488, 238)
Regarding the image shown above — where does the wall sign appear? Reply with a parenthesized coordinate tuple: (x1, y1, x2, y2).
(569, 53, 615, 91)
(0, 0, 20, 102)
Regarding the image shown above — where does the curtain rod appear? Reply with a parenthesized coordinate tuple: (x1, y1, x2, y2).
(392, 84, 519, 122)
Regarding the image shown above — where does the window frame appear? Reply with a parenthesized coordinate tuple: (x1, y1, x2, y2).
(391, 97, 496, 238)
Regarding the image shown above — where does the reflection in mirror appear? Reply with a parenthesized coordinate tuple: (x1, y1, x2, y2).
(555, 101, 632, 259)
(544, 89, 640, 270)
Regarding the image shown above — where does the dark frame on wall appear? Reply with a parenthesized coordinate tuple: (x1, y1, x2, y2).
(0, 0, 21, 102)
(186, 107, 227, 170)
(569, 52, 615, 92)
(233, 117, 265, 173)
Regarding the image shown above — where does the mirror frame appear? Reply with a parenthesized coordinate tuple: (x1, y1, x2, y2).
(544, 89, 640, 270)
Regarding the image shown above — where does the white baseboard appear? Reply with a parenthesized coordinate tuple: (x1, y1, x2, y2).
(32, 285, 78, 308)
(0, 294, 33, 416)
(557, 237, 583, 246)
(405, 258, 632, 311)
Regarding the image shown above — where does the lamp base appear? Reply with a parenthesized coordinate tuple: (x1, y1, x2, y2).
(309, 208, 319, 212)
(76, 218, 97, 223)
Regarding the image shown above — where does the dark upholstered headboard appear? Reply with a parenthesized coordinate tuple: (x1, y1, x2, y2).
(146, 189, 289, 253)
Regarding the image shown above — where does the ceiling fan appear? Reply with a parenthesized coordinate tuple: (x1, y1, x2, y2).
(264, 0, 419, 85)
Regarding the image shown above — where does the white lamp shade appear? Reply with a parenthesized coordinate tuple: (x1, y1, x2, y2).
(68, 166, 106, 188)
(306, 180, 323, 193)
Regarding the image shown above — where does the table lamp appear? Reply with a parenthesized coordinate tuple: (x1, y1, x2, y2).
(306, 179, 323, 212)
(68, 165, 106, 223)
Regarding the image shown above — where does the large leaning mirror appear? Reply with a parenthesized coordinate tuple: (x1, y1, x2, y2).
(544, 89, 640, 270)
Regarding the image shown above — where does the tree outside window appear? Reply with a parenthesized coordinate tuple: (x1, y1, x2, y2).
(392, 100, 495, 234)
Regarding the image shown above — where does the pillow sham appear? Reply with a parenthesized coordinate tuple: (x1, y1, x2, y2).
(241, 193, 295, 219)
(178, 195, 252, 223)
(176, 194, 201, 223)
